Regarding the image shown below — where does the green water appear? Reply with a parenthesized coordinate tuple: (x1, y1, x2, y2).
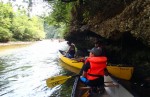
(0, 40, 77, 97)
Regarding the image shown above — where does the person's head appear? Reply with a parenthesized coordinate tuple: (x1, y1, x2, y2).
(67, 41, 71, 46)
(94, 41, 101, 48)
(89, 48, 102, 57)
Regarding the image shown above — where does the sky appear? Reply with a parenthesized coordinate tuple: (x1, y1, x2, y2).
(0, 0, 52, 16)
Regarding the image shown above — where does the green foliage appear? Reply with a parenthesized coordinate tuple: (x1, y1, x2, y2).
(44, 23, 58, 38)
(0, 3, 13, 28)
(44, 0, 74, 38)
(0, 2, 45, 42)
(0, 27, 12, 42)
(46, 0, 72, 25)
(11, 14, 45, 41)
(0, 2, 13, 42)
(44, 22, 67, 39)
(83, 11, 90, 22)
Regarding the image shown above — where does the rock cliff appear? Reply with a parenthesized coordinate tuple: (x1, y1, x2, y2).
(65, 0, 150, 81)
(68, 0, 149, 46)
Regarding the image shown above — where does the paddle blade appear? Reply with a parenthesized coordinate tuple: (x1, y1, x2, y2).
(46, 76, 71, 88)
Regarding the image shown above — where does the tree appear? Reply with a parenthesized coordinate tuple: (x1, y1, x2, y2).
(0, 2, 46, 42)
(11, 11, 45, 41)
(0, 2, 13, 42)
(44, 0, 73, 38)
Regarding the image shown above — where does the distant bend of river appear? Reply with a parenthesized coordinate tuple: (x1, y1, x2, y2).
(0, 40, 77, 97)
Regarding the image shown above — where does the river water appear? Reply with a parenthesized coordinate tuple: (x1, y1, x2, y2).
(0, 40, 79, 97)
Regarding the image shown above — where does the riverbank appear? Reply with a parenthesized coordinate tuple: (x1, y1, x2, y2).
(0, 41, 34, 46)
(0, 41, 35, 54)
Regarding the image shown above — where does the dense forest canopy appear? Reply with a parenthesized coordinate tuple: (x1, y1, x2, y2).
(0, 2, 45, 42)
(0, 0, 69, 41)
(44, 0, 74, 38)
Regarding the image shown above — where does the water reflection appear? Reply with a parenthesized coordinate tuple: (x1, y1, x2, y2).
(0, 40, 76, 97)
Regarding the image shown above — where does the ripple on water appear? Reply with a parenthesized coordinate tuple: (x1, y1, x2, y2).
(0, 40, 74, 97)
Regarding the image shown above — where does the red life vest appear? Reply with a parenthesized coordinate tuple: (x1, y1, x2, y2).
(85, 57, 107, 80)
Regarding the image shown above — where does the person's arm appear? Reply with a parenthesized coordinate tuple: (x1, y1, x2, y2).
(82, 71, 87, 77)
(81, 62, 90, 77)
(67, 46, 71, 53)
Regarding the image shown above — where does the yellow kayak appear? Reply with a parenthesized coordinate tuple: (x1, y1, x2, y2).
(59, 50, 134, 80)
(107, 66, 134, 80)
(59, 50, 84, 69)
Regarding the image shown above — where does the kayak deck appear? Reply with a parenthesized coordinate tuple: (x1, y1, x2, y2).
(71, 76, 134, 97)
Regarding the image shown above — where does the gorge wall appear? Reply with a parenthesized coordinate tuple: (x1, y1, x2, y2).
(65, 0, 150, 82)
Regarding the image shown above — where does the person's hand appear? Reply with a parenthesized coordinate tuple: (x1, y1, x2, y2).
(80, 76, 89, 83)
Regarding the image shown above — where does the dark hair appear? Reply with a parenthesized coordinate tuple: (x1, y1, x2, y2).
(67, 41, 71, 45)
(95, 41, 101, 45)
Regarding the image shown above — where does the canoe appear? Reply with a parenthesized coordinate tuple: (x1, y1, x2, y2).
(71, 76, 134, 97)
(59, 50, 134, 80)
(59, 50, 84, 69)
(107, 66, 134, 80)
(59, 59, 80, 74)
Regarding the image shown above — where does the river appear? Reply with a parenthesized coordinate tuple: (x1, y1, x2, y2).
(0, 40, 79, 97)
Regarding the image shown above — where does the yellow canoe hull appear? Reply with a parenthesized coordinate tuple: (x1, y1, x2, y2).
(59, 51, 83, 69)
(107, 66, 134, 80)
(59, 51, 134, 80)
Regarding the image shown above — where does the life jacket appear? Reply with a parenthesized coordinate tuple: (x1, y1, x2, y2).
(85, 57, 107, 80)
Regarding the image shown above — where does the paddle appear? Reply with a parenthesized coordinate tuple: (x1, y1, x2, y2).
(59, 50, 67, 55)
(46, 75, 79, 88)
